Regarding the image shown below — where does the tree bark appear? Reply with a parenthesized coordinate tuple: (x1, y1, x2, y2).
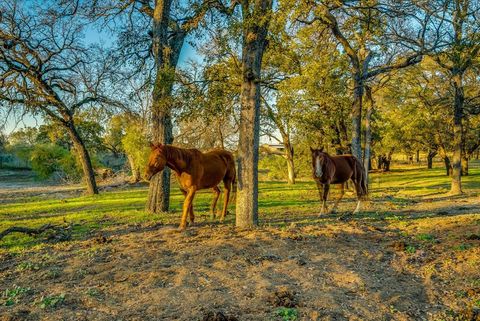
(450, 72, 464, 194)
(416, 150, 420, 163)
(461, 156, 468, 176)
(284, 141, 295, 185)
(236, 0, 272, 228)
(363, 86, 373, 187)
(385, 149, 394, 172)
(127, 154, 141, 182)
(351, 73, 363, 162)
(427, 149, 436, 169)
(66, 121, 98, 195)
(146, 0, 185, 213)
(444, 156, 452, 176)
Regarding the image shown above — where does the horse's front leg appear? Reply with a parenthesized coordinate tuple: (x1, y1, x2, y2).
(180, 187, 196, 230)
(321, 184, 330, 215)
(316, 181, 329, 216)
(181, 189, 195, 225)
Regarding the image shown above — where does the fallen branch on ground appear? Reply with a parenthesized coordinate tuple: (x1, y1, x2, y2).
(0, 224, 72, 242)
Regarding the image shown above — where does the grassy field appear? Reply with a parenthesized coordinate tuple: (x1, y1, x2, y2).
(1, 163, 479, 252)
(0, 164, 479, 320)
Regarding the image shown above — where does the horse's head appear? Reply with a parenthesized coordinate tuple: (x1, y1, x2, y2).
(144, 143, 167, 181)
(310, 147, 327, 178)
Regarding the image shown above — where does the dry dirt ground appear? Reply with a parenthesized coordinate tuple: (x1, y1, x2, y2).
(0, 184, 479, 320)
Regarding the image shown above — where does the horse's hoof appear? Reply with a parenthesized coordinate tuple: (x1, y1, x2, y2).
(178, 226, 187, 231)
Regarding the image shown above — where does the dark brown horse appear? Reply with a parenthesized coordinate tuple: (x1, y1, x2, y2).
(310, 147, 367, 215)
(145, 144, 236, 230)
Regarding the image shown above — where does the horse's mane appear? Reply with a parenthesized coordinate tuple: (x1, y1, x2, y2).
(163, 144, 198, 163)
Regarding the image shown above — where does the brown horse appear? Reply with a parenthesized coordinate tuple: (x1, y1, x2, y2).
(145, 143, 236, 230)
(310, 147, 367, 215)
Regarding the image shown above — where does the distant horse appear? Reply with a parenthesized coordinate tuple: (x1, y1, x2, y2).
(310, 147, 367, 215)
(145, 143, 236, 230)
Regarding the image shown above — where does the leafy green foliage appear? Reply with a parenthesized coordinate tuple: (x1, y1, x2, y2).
(30, 144, 81, 180)
(122, 121, 149, 177)
(405, 245, 417, 254)
(259, 155, 288, 180)
(274, 307, 298, 321)
(2, 286, 31, 306)
(38, 293, 65, 309)
(416, 234, 436, 242)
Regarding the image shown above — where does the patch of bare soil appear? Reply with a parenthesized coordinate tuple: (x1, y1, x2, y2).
(1, 214, 478, 321)
(0, 169, 144, 204)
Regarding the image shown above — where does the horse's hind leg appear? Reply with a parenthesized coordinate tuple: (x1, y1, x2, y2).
(188, 203, 194, 224)
(211, 186, 221, 219)
(219, 181, 231, 222)
(331, 183, 345, 213)
(353, 181, 362, 214)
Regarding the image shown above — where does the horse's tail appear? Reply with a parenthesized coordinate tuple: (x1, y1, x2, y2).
(352, 156, 368, 198)
(230, 165, 237, 204)
(221, 152, 237, 205)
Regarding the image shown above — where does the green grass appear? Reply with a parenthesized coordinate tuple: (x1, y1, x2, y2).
(1, 162, 479, 252)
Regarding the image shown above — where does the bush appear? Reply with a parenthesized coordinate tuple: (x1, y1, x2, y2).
(122, 123, 150, 178)
(30, 144, 68, 179)
(30, 144, 82, 180)
(259, 155, 289, 180)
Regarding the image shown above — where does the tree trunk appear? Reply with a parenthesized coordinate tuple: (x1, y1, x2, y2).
(461, 156, 468, 176)
(236, 0, 272, 228)
(384, 158, 391, 172)
(427, 149, 436, 169)
(444, 156, 452, 176)
(384, 149, 394, 172)
(127, 154, 141, 182)
(284, 141, 295, 185)
(66, 121, 98, 195)
(146, 0, 185, 213)
(363, 86, 373, 188)
(450, 72, 464, 194)
(416, 150, 420, 163)
(351, 73, 363, 162)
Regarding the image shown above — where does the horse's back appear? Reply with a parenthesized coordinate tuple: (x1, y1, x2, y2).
(330, 154, 357, 183)
(203, 149, 235, 166)
(197, 149, 235, 187)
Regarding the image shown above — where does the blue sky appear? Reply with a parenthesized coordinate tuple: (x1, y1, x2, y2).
(3, 24, 200, 134)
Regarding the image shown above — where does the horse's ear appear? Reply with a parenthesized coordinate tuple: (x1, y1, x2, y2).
(319, 146, 324, 152)
(310, 146, 314, 153)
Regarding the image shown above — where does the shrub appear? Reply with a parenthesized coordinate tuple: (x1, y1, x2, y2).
(29, 144, 82, 181)
(122, 123, 149, 178)
(259, 155, 288, 180)
(30, 144, 68, 179)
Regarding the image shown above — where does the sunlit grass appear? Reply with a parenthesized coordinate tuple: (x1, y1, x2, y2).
(1, 161, 479, 252)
